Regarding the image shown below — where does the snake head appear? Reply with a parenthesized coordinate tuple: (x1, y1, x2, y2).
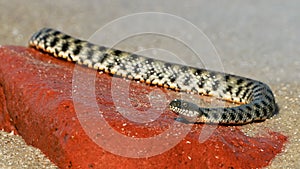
(169, 99, 202, 122)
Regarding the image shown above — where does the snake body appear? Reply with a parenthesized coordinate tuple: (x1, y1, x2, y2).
(29, 28, 277, 124)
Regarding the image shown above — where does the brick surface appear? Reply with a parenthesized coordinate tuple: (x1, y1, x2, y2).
(0, 46, 287, 168)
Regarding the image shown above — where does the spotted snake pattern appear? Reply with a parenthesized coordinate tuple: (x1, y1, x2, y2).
(29, 28, 277, 124)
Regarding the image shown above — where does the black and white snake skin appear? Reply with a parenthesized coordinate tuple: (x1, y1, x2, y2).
(29, 28, 277, 124)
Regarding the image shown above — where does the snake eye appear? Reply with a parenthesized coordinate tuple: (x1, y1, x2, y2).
(182, 102, 188, 108)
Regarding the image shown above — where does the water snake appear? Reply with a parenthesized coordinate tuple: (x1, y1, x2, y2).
(29, 28, 277, 124)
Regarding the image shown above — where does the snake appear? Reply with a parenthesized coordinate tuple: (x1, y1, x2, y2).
(28, 28, 277, 124)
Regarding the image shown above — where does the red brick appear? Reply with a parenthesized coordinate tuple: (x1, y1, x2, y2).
(0, 46, 287, 168)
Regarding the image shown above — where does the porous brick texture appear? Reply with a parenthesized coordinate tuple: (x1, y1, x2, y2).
(0, 46, 287, 168)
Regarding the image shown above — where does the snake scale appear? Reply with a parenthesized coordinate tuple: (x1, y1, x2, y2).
(29, 28, 277, 124)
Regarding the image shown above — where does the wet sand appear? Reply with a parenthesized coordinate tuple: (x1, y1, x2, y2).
(0, 0, 299, 168)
